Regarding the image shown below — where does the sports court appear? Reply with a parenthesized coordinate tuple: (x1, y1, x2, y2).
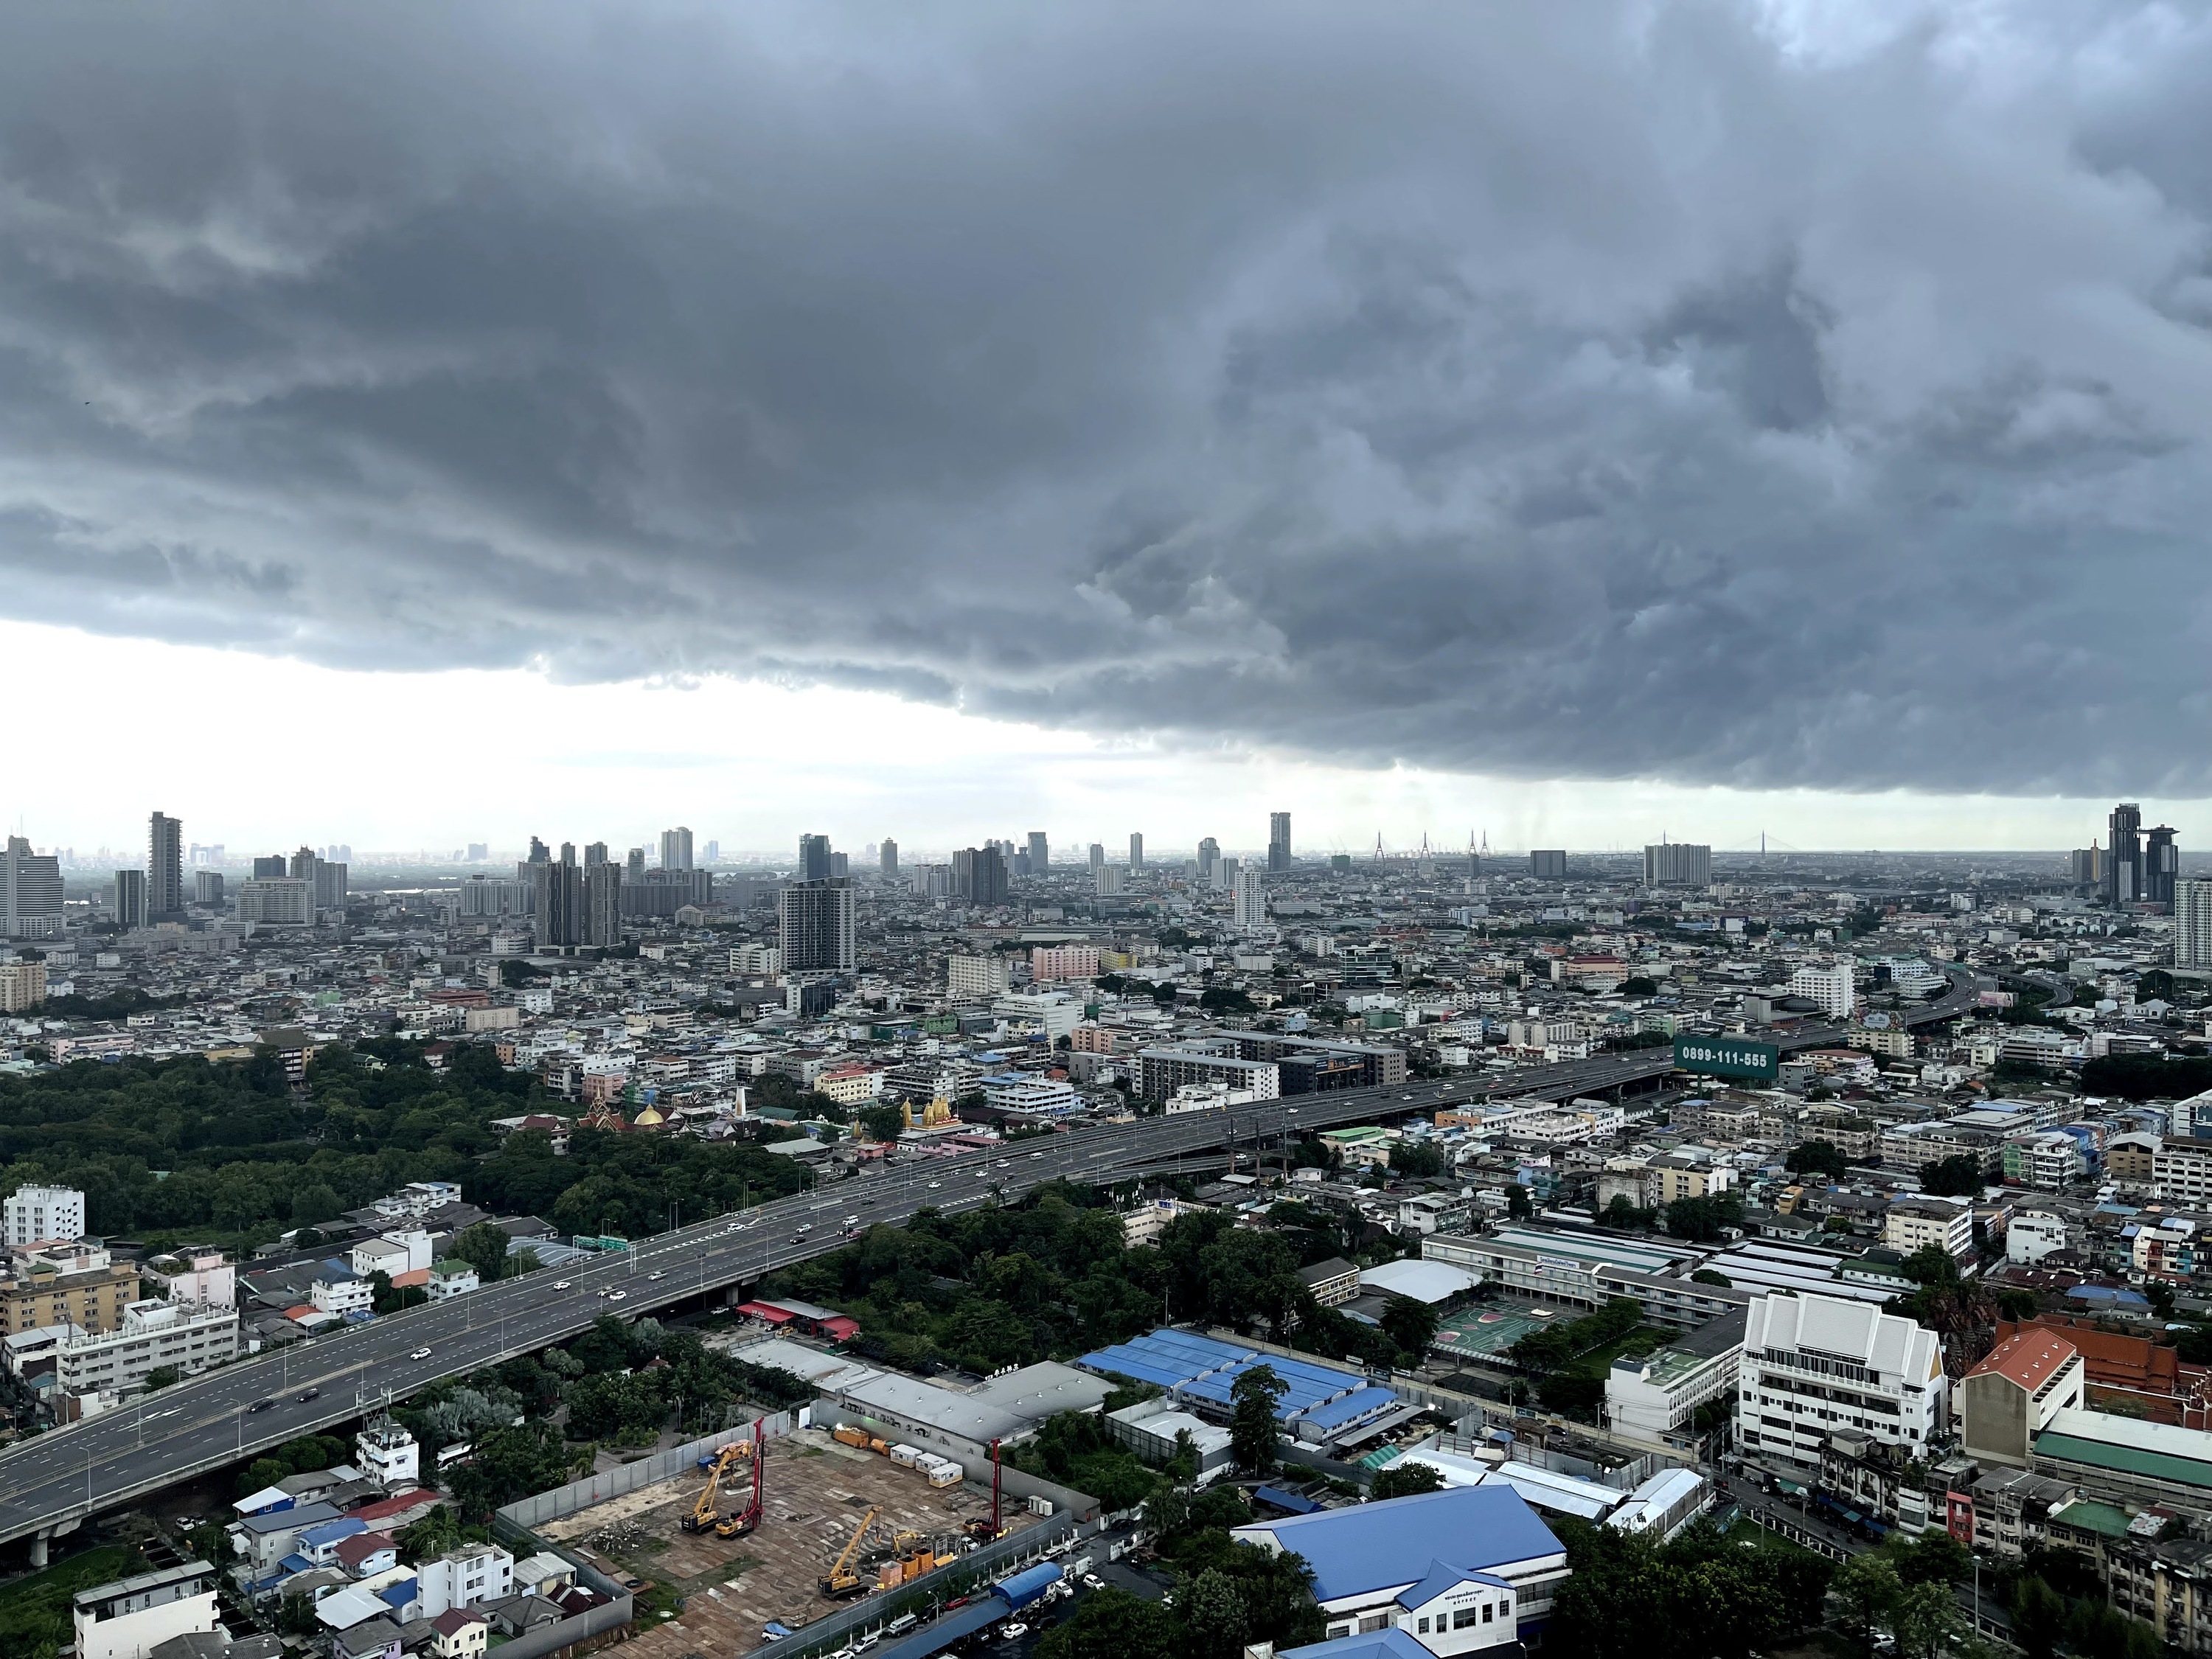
(1429, 1303, 1557, 1362)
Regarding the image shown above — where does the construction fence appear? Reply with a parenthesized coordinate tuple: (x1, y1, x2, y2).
(496, 1409, 801, 1534)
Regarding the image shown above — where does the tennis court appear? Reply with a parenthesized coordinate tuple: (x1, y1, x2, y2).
(1429, 1302, 1557, 1360)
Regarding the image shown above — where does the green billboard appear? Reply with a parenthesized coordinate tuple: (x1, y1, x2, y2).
(1672, 1034, 1781, 1082)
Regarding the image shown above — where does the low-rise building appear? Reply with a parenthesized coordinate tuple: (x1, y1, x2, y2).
(1, 1244, 142, 1334)
(73, 1562, 219, 1659)
(1233, 1485, 1569, 1652)
(1883, 1197, 1973, 1259)
(1960, 1327, 2086, 1468)
(14, 1299, 242, 1396)
(425, 1259, 479, 1301)
(1604, 1310, 1744, 1444)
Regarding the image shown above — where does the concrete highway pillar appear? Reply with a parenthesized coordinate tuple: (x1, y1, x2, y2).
(29, 1528, 49, 1568)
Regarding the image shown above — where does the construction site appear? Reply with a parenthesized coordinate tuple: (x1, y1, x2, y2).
(537, 1425, 1046, 1655)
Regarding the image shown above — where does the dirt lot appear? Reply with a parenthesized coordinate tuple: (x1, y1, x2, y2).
(546, 1428, 1042, 1659)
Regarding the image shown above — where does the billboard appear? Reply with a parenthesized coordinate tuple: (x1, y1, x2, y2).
(1673, 1034, 1781, 1082)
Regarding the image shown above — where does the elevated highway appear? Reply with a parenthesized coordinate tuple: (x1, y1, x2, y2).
(0, 967, 1980, 1554)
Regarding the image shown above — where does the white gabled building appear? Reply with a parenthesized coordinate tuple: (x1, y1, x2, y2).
(1736, 1291, 1947, 1471)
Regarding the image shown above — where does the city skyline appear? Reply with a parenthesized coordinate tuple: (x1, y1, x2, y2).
(2, 8, 2211, 841)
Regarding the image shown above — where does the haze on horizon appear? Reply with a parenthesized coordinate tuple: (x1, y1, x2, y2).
(4, 2, 2212, 853)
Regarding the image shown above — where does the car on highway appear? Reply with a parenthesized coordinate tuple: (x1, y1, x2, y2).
(797, 1223, 812, 1234)
(553, 1280, 571, 1290)
(296, 1388, 319, 1402)
(791, 1234, 804, 1242)
(844, 1215, 858, 1225)
(607, 1290, 627, 1302)
(247, 1399, 275, 1413)
(928, 1180, 941, 1189)
(648, 1270, 667, 1280)
(409, 1347, 433, 1361)
(1029, 1151, 1043, 1158)
(995, 1158, 1010, 1167)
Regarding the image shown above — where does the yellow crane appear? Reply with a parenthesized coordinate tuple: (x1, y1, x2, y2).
(683, 1442, 750, 1534)
(819, 1506, 880, 1599)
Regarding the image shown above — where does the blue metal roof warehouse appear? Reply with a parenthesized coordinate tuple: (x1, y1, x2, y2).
(1077, 1329, 1397, 1436)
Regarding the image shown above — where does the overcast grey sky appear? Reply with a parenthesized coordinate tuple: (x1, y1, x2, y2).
(5, 1, 2212, 841)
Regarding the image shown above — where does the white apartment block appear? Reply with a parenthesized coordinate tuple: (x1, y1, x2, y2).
(236, 878, 313, 925)
(6, 1184, 86, 1247)
(2155, 1141, 2212, 1208)
(140, 1248, 236, 1311)
(356, 1416, 420, 1489)
(1736, 1292, 1947, 1470)
(2008, 1211, 2071, 1265)
(35, 1301, 240, 1395)
(73, 1561, 220, 1659)
(1882, 1198, 1974, 1259)
(947, 953, 1012, 999)
(414, 1543, 514, 1618)
(1790, 957, 1858, 1020)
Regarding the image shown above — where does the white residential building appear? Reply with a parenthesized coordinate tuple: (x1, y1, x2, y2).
(310, 1270, 373, 1320)
(356, 1417, 420, 1489)
(140, 1247, 236, 1311)
(2007, 1211, 2071, 1265)
(1736, 1292, 1947, 1470)
(414, 1543, 513, 1619)
(947, 954, 1012, 1000)
(349, 1231, 431, 1281)
(2155, 1140, 2212, 1208)
(5, 1184, 86, 1248)
(425, 1259, 479, 1300)
(1790, 957, 1858, 1020)
(1234, 866, 1267, 933)
(41, 1301, 240, 1395)
(73, 1561, 220, 1659)
(1882, 1197, 1974, 1259)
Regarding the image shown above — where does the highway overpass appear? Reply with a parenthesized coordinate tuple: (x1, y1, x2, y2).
(0, 967, 1980, 1556)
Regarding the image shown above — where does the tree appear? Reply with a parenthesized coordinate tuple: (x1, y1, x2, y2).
(860, 1102, 905, 1143)
(1785, 1140, 1848, 1181)
(1619, 977, 1660, 997)
(1380, 1297, 1439, 1358)
(1887, 1528, 1971, 1588)
(1181, 1567, 1250, 1659)
(1229, 1363, 1287, 1475)
(1663, 1194, 1741, 1242)
(276, 1595, 321, 1636)
(143, 1366, 180, 1393)
(2009, 1573, 2068, 1659)
(1890, 1580, 1958, 1659)
(1369, 1461, 1444, 1501)
(1389, 1141, 1444, 1179)
(1832, 1554, 1905, 1656)
(1037, 1587, 1176, 1659)
(1506, 1183, 1534, 1220)
(1690, 1268, 1733, 1287)
(1919, 1154, 1984, 1197)
(448, 1221, 511, 1284)
(1996, 1288, 2039, 1321)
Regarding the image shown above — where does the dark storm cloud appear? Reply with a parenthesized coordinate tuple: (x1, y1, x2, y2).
(4, 1, 2212, 793)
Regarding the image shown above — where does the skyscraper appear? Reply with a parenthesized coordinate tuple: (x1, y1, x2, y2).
(953, 846, 1009, 907)
(660, 827, 694, 872)
(779, 878, 855, 971)
(2070, 844, 2101, 885)
(114, 869, 147, 929)
(1530, 849, 1568, 880)
(1088, 843, 1105, 877)
(585, 860, 622, 947)
(2147, 826, 2180, 907)
(194, 870, 225, 908)
(799, 833, 832, 882)
(880, 838, 899, 878)
(532, 859, 585, 947)
(1129, 832, 1144, 871)
(1643, 843, 1711, 888)
(527, 836, 551, 863)
(703, 840, 719, 865)
(559, 841, 576, 865)
(626, 846, 646, 881)
(2107, 802, 2143, 905)
(584, 841, 609, 866)
(147, 811, 184, 922)
(2, 837, 63, 939)
(1197, 837, 1219, 883)
(1234, 866, 1267, 932)
(1026, 832, 1049, 874)
(2177, 879, 2212, 970)
(1267, 812, 1292, 873)
(252, 855, 287, 879)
